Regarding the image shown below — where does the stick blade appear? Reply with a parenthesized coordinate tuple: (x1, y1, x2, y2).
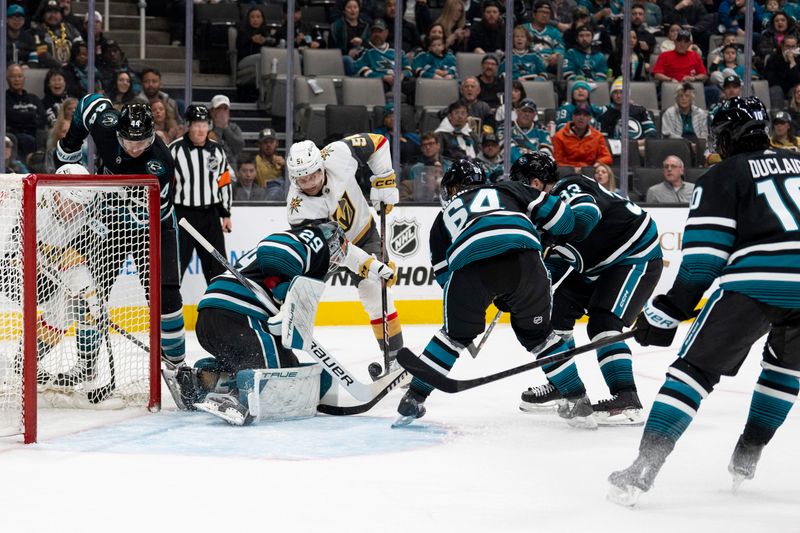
(396, 348, 460, 393)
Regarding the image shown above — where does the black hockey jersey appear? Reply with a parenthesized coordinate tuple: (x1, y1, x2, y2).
(55, 93, 175, 221)
(666, 147, 800, 315)
(198, 225, 332, 320)
(430, 181, 574, 286)
(548, 174, 662, 275)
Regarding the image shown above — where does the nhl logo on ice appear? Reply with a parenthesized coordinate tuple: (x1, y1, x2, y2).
(389, 218, 419, 258)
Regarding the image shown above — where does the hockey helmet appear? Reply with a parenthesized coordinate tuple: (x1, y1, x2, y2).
(510, 152, 558, 186)
(54, 164, 96, 205)
(55, 163, 90, 175)
(287, 140, 324, 183)
(118, 103, 155, 141)
(184, 104, 210, 123)
(440, 159, 485, 204)
(317, 221, 348, 273)
(710, 96, 770, 159)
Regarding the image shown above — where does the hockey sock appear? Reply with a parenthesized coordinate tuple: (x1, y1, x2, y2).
(161, 308, 186, 364)
(370, 312, 403, 357)
(644, 361, 715, 443)
(741, 363, 800, 445)
(411, 330, 464, 397)
(596, 340, 635, 394)
(75, 324, 100, 377)
(538, 338, 585, 398)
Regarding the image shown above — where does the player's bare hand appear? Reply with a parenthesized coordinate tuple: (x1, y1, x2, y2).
(221, 217, 232, 233)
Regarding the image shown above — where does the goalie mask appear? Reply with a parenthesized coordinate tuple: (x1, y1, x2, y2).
(317, 221, 348, 273)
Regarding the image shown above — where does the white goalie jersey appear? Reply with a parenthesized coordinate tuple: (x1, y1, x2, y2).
(287, 133, 395, 245)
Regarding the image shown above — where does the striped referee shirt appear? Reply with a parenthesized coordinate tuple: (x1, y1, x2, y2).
(169, 134, 232, 216)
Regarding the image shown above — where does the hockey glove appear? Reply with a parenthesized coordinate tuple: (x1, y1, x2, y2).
(53, 139, 83, 169)
(370, 173, 399, 214)
(358, 257, 396, 285)
(267, 311, 284, 337)
(634, 296, 683, 347)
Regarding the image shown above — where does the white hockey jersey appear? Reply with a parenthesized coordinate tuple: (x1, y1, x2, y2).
(287, 133, 395, 245)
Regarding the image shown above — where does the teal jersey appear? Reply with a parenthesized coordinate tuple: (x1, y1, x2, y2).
(499, 49, 547, 80)
(354, 44, 412, 79)
(411, 50, 458, 79)
(563, 48, 608, 81)
(498, 121, 553, 163)
(522, 23, 565, 59)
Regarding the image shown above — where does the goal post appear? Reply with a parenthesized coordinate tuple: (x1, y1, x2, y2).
(0, 173, 162, 443)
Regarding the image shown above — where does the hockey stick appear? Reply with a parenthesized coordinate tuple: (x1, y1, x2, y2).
(87, 324, 116, 403)
(380, 203, 390, 373)
(467, 310, 502, 358)
(397, 330, 637, 393)
(317, 370, 411, 416)
(178, 217, 405, 402)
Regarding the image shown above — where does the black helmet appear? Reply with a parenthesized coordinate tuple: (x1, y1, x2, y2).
(118, 103, 154, 141)
(710, 96, 769, 159)
(510, 152, 558, 185)
(185, 104, 210, 123)
(440, 159, 485, 203)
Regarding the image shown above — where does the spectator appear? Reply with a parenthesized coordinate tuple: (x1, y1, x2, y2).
(651, 30, 706, 84)
(708, 74, 743, 127)
(608, 30, 648, 81)
(769, 110, 800, 151)
(764, 34, 800, 108)
(500, 98, 553, 163)
(236, 6, 277, 89)
(477, 53, 503, 109)
(233, 156, 269, 202)
(403, 132, 452, 202)
(278, 3, 325, 51)
(412, 35, 458, 79)
(556, 80, 603, 131)
(708, 29, 741, 65)
(787, 82, 800, 127)
(42, 68, 68, 129)
(657, 22, 703, 56)
(32, 0, 83, 68)
(563, 25, 608, 81)
(468, 0, 505, 55)
(82, 10, 108, 60)
(494, 79, 526, 124)
(97, 39, 140, 95)
(373, 102, 421, 163)
(499, 25, 548, 81)
(209, 94, 244, 170)
(646, 155, 694, 203)
(384, 0, 421, 53)
(598, 77, 657, 140)
(709, 44, 753, 87)
(141, 67, 183, 127)
(152, 99, 181, 145)
(661, 82, 708, 141)
(460, 76, 493, 127)
(5, 64, 46, 160)
(108, 70, 146, 111)
(593, 162, 623, 196)
(58, 0, 82, 29)
(330, 0, 382, 22)
(422, 23, 447, 49)
(581, 0, 623, 30)
(436, 100, 480, 159)
(6, 4, 36, 66)
(552, 102, 612, 172)
(166, 0, 185, 46)
(328, 0, 369, 73)
(353, 19, 412, 92)
(550, 0, 578, 32)
(4, 136, 29, 174)
(630, 3, 656, 62)
(476, 132, 503, 181)
(756, 10, 798, 63)
(64, 41, 101, 97)
(563, 7, 612, 57)
(435, 0, 470, 53)
(659, 0, 714, 53)
(254, 127, 286, 190)
(643, 0, 662, 28)
(523, 0, 565, 75)
(719, 0, 764, 38)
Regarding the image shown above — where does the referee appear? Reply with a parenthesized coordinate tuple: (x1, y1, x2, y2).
(170, 104, 233, 285)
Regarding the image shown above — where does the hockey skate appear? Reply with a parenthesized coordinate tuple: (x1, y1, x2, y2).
(591, 390, 644, 426)
(392, 389, 427, 427)
(607, 454, 664, 506)
(519, 382, 563, 412)
(162, 365, 200, 411)
(556, 394, 597, 429)
(728, 435, 764, 492)
(194, 393, 254, 426)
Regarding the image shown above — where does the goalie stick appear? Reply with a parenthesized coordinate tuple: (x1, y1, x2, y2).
(178, 218, 405, 402)
(397, 330, 638, 393)
(317, 370, 411, 416)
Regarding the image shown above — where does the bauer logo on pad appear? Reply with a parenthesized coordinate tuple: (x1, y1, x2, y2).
(390, 218, 419, 258)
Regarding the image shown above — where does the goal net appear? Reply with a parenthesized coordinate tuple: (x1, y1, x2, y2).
(0, 174, 161, 443)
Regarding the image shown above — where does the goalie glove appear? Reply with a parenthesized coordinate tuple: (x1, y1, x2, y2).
(267, 310, 283, 337)
(634, 296, 684, 347)
(370, 173, 399, 214)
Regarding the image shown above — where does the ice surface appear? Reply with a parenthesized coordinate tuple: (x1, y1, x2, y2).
(0, 324, 797, 532)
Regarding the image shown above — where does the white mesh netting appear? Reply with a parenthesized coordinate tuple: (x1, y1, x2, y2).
(0, 175, 155, 438)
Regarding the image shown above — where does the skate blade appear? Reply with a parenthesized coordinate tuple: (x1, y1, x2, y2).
(731, 473, 748, 493)
(593, 409, 645, 426)
(563, 414, 598, 430)
(607, 483, 643, 507)
(161, 369, 192, 411)
(519, 401, 559, 413)
(194, 401, 247, 426)
(391, 414, 418, 428)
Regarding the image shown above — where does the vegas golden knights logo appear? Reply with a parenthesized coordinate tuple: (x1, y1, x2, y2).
(336, 191, 355, 232)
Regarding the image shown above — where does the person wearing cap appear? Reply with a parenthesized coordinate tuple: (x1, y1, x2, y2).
(563, 7, 613, 58)
(499, 26, 548, 81)
(556, 80, 602, 131)
(255, 128, 286, 190)
(170, 104, 233, 285)
(764, 34, 800, 107)
(563, 25, 608, 81)
(141, 67, 183, 127)
(552, 102, 612, 172)
(708, 74, 742, 128)
(209, 94, 244, 169)
(597, 77, 656, 141)
(651, 29, 707, 84)
(6, 4, 37, 66)
(477, 53, 503, 109)
(436, 100, 481, 160)
(5, 64, 47, 160)
(81, 10, 108, 63)
(662, 82, 708, 141)
(769, 110, 800, 151)
(467, 0, 505, 55)
(476, 133, 503, 180)
(32, 0, 83, 68)
(411, 34, 458, 79)
(98, 40, 140, 96)
(500, 97, 553, 164)
(353, 18, 412, 92)
(523, 0, 565, 73)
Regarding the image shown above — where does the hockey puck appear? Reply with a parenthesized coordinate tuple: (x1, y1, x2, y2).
(367, 362, 383, 379)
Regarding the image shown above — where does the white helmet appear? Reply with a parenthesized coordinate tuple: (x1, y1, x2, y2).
(56, 164, 90, 175)
(54, 164, 96, 205)
(286, 140, 323, 184)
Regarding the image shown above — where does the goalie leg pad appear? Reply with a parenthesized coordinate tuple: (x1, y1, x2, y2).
(237, 364, 322, 423)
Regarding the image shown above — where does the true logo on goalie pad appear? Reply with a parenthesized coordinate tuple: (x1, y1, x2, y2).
(390, 218, 419, 258)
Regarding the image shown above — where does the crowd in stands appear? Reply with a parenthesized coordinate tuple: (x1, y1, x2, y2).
(11, 0, 800, 203)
